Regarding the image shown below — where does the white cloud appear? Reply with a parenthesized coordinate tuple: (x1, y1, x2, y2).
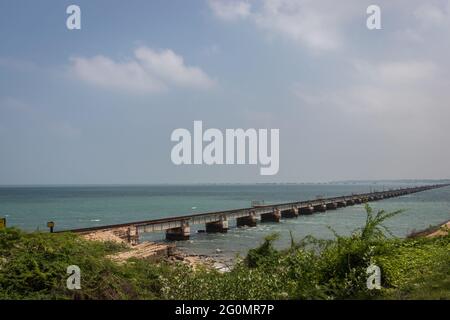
(71, 55, 166, 94)
(252, 0, 348, 51)
(70, 47, 215, 94)
(208, 0, 361, 52)
(134, 47, 215, 89)
(208, 0, 251, 21)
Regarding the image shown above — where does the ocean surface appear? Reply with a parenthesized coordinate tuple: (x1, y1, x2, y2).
(1, 183, 449, 258)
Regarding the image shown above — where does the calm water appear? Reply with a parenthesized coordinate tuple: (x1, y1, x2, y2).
(1, 183, 449, 258)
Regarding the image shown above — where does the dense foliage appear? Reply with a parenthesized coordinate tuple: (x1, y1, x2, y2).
(0, 205, 449, 300)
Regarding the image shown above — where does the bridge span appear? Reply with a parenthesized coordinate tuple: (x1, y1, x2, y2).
(64, 184, 449, 243)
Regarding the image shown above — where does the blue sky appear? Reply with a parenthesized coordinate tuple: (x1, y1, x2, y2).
(1, 0, 450, 184)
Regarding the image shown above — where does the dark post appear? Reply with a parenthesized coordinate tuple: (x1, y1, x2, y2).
(47, 221, 55, 233)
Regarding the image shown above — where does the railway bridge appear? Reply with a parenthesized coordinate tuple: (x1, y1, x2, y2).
(65, 184, 449, 242)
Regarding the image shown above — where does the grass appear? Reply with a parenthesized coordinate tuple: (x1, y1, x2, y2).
(0, 204, 448, 300)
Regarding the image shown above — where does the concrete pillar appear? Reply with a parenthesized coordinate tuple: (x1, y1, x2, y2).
(299, 205, 314, 214)
(281, 208, 299, 218)
(337, 201, 347, 208)
(261, 209, 281, 222)
(166, 222, 190, 241)
(326, 202, 338, 210)
(206, 217, 228, 233)
(127, 227, 140, 245)
(313, 203, 327, 212)
(237, 212, 257, 227)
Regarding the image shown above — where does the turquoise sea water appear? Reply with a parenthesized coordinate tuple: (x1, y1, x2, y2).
(1, 183, 449, 258)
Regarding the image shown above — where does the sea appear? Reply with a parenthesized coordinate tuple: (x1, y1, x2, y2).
(1, 182, 449, 259)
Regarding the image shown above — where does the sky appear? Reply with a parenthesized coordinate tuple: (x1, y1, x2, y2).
(0, 0, 449, 185)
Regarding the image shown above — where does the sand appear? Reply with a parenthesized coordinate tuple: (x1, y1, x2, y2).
(80, 228, 172, 263)
(79, 229, 217, 269)
(426, 221, 450, 238)
(81, 229, 128, 244)
(108, 242, 171, 263)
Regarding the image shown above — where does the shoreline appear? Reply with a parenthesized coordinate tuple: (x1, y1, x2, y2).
(407, 219, 450, 238)
(80, 218, 450, 272)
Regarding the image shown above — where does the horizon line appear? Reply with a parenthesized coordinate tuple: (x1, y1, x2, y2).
(1, 179, 450, 188)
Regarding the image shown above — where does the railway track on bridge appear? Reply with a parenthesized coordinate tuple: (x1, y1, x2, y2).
(61, 184, 449, 242)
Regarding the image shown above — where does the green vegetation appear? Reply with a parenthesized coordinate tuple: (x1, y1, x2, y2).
(0, 205, 449, 300)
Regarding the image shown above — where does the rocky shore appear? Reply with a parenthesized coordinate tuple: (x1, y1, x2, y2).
(80, 229, 234, 272)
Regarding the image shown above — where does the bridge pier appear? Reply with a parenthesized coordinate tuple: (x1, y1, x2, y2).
(129, 227, 140, 245)
(114, 227, 140, 245)
(299, 205, 314, 214)
(237, 212, 257, 227)
(326, 202, 338, 210)
(337, 200, 346, 208)
(206, 217, 228, 233)
(166, 222, 190, 241)
(313, 203, 327, 212)
(281, 208, 299, 218)
(261, 209, 281, 222)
